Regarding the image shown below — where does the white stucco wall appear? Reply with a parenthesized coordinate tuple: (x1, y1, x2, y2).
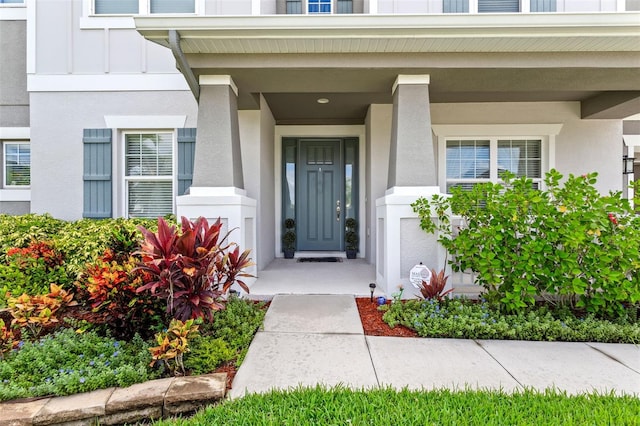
(259, 96, 276, 269)
(30, 91, 198, 220)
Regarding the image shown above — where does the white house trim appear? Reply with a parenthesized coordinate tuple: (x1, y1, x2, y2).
(0, 4, 26, 21)
(0, 189, 30, 202)
(199, 75, 238, 96)
(623, 135, 640, 147)
(0, 127, 30, 139)
(27, 74, 189, 92)
(104, 115, 187, 129)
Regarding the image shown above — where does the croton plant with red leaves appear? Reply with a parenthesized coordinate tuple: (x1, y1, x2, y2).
(135, 217, 254, 322)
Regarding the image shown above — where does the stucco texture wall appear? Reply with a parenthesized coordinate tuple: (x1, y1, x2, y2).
(29, 91, 198, 220)
(0, 20, 28, 127)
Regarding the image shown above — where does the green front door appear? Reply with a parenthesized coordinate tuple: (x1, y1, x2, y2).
(297, 139, 343, 251)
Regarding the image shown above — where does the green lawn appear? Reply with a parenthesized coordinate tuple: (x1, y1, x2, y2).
(155, 386, 640, 426)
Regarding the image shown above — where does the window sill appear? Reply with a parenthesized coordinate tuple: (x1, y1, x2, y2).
(0, 189, 30, 202)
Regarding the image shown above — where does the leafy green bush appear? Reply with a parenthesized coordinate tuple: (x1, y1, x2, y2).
(412, 170, 640, 318)
(203, 296, 266, 365)
(382, 298, 640, 343)
(184, 336, 235, 375)
(0, 328, 158, 401)
(0, 241, 73, 307)
(0, 214, 65, 259)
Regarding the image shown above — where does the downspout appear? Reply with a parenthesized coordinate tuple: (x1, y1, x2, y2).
(168, 30, 200, 101)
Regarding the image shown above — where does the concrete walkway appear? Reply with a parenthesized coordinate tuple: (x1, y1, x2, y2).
(230, 294, 640, 398)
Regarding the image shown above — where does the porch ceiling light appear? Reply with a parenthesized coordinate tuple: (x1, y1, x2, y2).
(623, 155, 635, 174)
(317, 98, 330, 104)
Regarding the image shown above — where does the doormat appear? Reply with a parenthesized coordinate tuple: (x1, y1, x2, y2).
(297, 257, 343, 263)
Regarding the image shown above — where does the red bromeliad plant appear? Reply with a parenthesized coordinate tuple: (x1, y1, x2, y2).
(135, 216, 255, 322)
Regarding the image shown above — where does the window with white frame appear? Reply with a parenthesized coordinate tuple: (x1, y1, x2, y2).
(3, 141, 30, 187)
(124, 132, 174, 218)
(0, 0, 25, 4)
(308, 0, 332, 13)
(93, 0, 194, 15)
(445, 138, 542, 193)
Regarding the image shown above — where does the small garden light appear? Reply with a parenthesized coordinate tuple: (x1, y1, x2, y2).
(369, 283, 376, 302)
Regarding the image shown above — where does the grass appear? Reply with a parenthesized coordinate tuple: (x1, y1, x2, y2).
(155, 386, 640, 425)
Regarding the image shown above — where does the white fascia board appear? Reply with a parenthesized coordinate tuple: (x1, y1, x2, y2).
(0, 127, 30, 139)
(134, 12, 640, 35)
(27, 74, 190, 92)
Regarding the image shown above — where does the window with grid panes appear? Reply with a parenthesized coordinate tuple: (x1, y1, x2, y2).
(3, 142, 30, 187)
(446, 138, 542, 193)
(308, 0, 332, 13)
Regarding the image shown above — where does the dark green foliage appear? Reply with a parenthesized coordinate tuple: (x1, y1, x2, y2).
(412, 170, 640, 319)
(183, 336, 235, 375)
(282, 218, 296, 251)
(152, 386, 640, 426)
(200, 296, 266, 366)
(345, 217, 358, 251)
(0, 329, 157, 401)
(382, 298, 640, 343)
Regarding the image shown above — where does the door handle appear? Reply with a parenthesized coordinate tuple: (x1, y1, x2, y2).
(336, 200, 341, 221)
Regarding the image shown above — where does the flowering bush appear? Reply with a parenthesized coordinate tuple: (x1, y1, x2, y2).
(412, 170, 640, 319)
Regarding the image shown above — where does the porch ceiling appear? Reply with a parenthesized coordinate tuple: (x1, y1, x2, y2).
(135, 13, 640, 124)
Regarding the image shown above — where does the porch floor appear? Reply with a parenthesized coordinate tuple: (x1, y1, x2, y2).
(247, 258, 380, 299)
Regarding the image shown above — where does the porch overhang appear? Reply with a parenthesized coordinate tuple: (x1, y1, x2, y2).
(135, 13, 640, 54)
(135, 13, 640, 123)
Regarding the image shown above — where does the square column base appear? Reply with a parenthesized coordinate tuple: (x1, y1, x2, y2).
(375, 186, 450, 298)
(177, 187, 258, 290)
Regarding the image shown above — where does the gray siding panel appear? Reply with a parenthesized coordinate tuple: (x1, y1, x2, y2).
(83, 129, 112, 218)
(0, 20, 29, 127)
(177, 128, 196, 196)
(443, 0, 469, 12)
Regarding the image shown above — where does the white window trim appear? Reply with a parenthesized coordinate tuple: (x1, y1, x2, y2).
(3, 140, 30, 189)
(433, 124, 562, 193)
(121, 130, 177, 218)
(0, 0, 26, 21)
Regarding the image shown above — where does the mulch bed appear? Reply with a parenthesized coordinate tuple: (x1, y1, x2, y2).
(355, 297, 418, 338)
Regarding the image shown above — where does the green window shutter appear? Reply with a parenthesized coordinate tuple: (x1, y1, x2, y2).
(286, 0, 303, 14)
(337, 0, 353, 13)
(530, 0, 556, 12)
(443, 0, 469, 13)
(177, 128, 196, 196)
(83, 129, 112, 218)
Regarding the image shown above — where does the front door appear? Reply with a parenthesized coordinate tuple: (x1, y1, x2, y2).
(298, 139, 343, 251)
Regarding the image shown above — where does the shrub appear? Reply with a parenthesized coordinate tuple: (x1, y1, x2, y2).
(382, 298, 640, 343)
(0, 240, 72, 307)
(417, 269, 453, 301)
(0, 319, 17, 359)
(75, 249, 165, 340)
(149, 318, 200, 375)
(7, 284, 77, 339)
(412, 170, 640, 319)
(183, 336, 235, 375)
(0, 329, 156, 401)
(136, 217, 255, 322)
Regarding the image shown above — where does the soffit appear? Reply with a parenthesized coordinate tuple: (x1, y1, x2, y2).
(135, 13, 640, 54)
